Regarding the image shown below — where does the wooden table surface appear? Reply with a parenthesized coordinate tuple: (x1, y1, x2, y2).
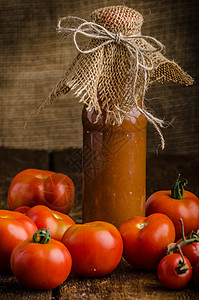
(0, 147, 199, 299)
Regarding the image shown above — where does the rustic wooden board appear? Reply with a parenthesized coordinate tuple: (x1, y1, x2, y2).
(0, 147, 50, 209)
(0, 273, 52, 300)
(0, 148, 199, 299)
(146, 153, 199, 198)
(57, 259, 199, 300)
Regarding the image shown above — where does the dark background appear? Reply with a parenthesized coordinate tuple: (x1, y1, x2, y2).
(0, 2, 199, 298)
(0, 0, 199, 155)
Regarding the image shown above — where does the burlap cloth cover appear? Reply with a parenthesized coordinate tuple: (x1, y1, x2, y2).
(29, 5, 193, 148)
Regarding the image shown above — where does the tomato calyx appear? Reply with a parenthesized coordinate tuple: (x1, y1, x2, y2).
(187, 230, 199, 240)
(171, 174, 188, 200)
(176, 259, 190, 274)
(32, 228, 51, 244)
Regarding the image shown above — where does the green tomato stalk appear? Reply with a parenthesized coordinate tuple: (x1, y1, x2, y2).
(32, 228, 51, 244)
(171, 175, 188, 200)
(167, 218, 199, 274)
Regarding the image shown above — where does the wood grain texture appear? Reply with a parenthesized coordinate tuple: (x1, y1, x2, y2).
(0, 148, 50, 209)
(57, 261, 199, 300)
(0, 0, 199, 154)
(0, 148, 199, 299)
(0, 274, 52, 300)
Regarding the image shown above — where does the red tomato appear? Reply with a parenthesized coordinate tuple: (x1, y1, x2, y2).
(10, 229, 72, 290)
(181, 241, 199, 267)
(119, 213, 175, 270)
(145, 176, 199, 241)
(157, 253, 192, 289)
(26, 205, 75, 241)
(61, 221, 123, 277)
(174, 235, 199, 266)
(15, 206, 31, 214)
(8, 168, 75, 214)
(0, 210, 38, 272)
(192, 262, 199, 287)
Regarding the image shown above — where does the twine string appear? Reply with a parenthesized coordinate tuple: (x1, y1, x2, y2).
(57, 16, 166, 149)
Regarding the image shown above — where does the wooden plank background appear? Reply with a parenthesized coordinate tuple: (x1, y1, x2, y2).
(0, 0, 199, 154)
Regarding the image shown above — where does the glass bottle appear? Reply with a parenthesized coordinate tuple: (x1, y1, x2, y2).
(82, 104, 147, 228)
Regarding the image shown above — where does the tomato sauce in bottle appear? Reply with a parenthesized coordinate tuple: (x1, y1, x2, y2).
(82, 105, 147, 228)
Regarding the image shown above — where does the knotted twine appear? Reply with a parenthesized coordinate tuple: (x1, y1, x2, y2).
(27, 6, 193, 149)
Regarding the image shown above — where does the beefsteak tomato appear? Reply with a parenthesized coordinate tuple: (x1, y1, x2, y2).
(61, 221, 123, 277)
(145, 175, 199, 240)
(11, 228, 72, 290)
(157, 253, 192, 289)
(26, 205, 75, 241)
(8, 168, 75, 214)
(0, 210, 38, 272)
(119, 213, 175, 270)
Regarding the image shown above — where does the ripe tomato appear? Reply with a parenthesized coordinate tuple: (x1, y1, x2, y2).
(157, 253, 192, 289)
(11, 229, 72, 290)
(145, 176, 199, 241)
(26, 205, 75, 241)
(61, 221, 123, 277)
(174, 232, 199, 266)
(119, 213, 175, 270)
(8, 168, 75, 214)
(15, 206, 31, 214)
(0, 210, 38, 272)
(192, 262, 199, 287)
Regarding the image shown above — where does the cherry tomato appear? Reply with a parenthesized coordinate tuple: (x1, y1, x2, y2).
(157, 253, 192, 289)
(0, 210, 38, 272)
(26, 205, 75, 241)
(61, 221, 123, 277)
(11, 229, 72, 290)
(8, 168, 75, 214)
(119, 213, 175, 270)
(146, 176, 199, 240)
(174, 233, 199, 266)
(192, 262, 199, 287)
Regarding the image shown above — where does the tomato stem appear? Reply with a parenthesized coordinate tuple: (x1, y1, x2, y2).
(187, 230, 199, 240)
(171, 174, 188, 200)
(167, 218, 199, 274)
(167, 219, 199, 256)
(32, 228, 51, 244)
(179, 218, 186, 242)
(176, 260, 189, 274)
(166, 218, 199, 274)
(176, 244, 185, 265)
(174, 243, 189, 274)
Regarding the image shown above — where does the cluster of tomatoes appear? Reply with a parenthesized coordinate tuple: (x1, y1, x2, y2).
(144, 175, 199, 289)
(1, 169, 123, 289)
(1, 170, 199, 291)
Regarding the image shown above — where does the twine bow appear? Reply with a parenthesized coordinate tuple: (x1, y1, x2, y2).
(57, 16, 167, 149)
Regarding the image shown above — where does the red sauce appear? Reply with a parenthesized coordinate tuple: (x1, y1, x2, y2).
(82, 105, 147, 228)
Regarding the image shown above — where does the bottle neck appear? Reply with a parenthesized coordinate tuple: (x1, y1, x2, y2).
(82, 105, 147, 132)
